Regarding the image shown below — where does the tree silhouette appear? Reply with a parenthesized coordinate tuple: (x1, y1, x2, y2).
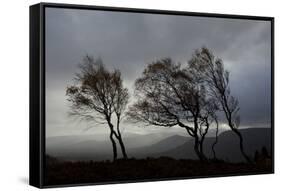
(188, 47, 251, 163)
(261, 146, 269, 158)
(255, 146, 270, 163)
(66, 55, 129, 160)
(127, 58, 218, 161)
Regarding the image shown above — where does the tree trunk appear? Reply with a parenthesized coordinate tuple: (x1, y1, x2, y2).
(199, 139, 204, 157)
(232, 128, 252, 163)
(117, 136, 128, 159)
(194, 136, 207, 161)
(222, 95, 252, 163)
(211, 119, 219, 160)
(199, 121, 209, 158)
(106, 118, 118, 161)
(116, 118, 128, 159)
(109, 130, 117, 161)
(194, 118, 207, 162)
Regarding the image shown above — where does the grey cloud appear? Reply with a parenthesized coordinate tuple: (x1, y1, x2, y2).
(45, 7, 272, 137)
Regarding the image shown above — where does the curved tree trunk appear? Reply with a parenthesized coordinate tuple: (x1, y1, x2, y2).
(199, 120, 210, 158)
(194, 118, 207, 161)
(232, 128, 252, 163)
(116, 135, 128, 159)
(109, 130, 117, 161)
(222, 95, 252, 163)
(194, 136, 207, 161)
(211, 118, 219, 160)
(199, 139, 205, 158)
(106, 118, 118, 161)
(115, 117, 128, 159)
(199, 135, 205, 157)
(108, 117, 128, 159)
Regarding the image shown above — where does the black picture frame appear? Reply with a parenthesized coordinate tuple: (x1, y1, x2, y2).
(30, 2, 274, 188)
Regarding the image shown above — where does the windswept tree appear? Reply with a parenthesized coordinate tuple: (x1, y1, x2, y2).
(66, 55, 129, 160)
(127, 58, 218, 161)
(188, 47, 251, 163)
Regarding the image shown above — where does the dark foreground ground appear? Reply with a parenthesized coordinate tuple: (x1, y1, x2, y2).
(45, 156, 272, 186)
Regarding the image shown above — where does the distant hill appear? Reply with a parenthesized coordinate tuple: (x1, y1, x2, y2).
(129, 135, 190, 158)
(158, 128, 271, 162)
(46, 128, 271, 162)
(46, 132, 185, 161)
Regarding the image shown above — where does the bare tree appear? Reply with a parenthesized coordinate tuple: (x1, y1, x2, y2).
(127, 58, 218, 161)
(188, 47, 251, 163)
(66, 55, 129, 160)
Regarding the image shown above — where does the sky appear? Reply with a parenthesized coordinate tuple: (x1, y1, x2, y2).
(45, 7, 272, 138)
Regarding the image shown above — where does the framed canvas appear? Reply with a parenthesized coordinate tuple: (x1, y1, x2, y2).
(29, 2, 274, 188)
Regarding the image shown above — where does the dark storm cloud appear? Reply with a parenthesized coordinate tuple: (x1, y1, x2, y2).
(45, 8, 271, 137)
